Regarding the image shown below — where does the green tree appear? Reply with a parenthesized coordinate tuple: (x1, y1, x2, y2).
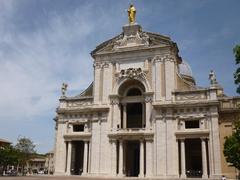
(223, 121, 240, 175)
(233, 45, 240, 93)
(15, 137, 36, 175)
(0, 145, 20, 175)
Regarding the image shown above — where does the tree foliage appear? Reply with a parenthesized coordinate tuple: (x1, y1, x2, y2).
(233, 45, 240, 93)
(0, 145, 19, 166)
(223, 121, 240, 170)
(15, 137, 36, 166)
(0, 137, 36, 175)
(226, 44, 240, 172)
(0, 145, 20, 175)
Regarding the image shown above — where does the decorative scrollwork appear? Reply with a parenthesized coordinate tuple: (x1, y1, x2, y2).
(93, 62, 102, 69)
(144, 95, 153, 103)
(118, 67, 146, 80)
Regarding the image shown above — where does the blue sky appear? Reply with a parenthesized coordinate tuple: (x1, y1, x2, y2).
(0, 0, 239, 153)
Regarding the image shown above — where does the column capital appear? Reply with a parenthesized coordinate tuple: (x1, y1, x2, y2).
(144, 92, 154, 103)
(200, 137, 208, 141)
(145, 138, 154, 142)
(109, 139, 117, 143)
(109, 94, 120, 105)
(179, 138, 185, 142)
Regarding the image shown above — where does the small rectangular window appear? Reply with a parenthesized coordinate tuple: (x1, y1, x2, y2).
(73, 124, 84, 132)
(185, 120, 199, 129)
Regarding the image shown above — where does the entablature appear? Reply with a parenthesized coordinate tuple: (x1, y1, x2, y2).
(108, 128, 154, 140)
(57, 105, 109, 114)
(152, 100, 219, 109)
(63, 132, 91, 141)
(175, 129, 209, 139)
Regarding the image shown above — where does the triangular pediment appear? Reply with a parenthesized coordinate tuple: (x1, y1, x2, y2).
(91, 25, 176, 57)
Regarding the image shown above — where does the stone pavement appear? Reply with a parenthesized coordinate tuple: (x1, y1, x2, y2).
(0, 175, 147, 180)
(0, 175, 218, 180)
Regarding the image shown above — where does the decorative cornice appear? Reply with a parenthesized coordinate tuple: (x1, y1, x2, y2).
(93, 61, 110, 69)
(57, 106, 109, 114)
(152, 54, 175, 63)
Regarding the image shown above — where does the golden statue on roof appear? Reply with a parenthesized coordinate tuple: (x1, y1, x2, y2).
(128, 4, 136, 24)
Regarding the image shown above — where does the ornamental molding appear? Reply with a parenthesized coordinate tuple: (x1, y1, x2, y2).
(118, 67, 146, 80)
(109, 95, 120, 105)
(113, 31, 149, 49)
(93, 61, 110, 69)
(144, 92, 154, 103)
(175, 92, 207, 101)
(152, 55, 164, 63)
(152, 54, 175, 63)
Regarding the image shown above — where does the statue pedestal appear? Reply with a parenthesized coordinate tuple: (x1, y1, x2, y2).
(114, 23, 149, 49)
(122, 23, 142, 36)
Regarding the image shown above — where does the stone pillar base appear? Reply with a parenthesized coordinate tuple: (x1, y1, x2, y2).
(180, 174, 186, 179)
(117, 173, 124, 177)
(202, 174, 208, 179)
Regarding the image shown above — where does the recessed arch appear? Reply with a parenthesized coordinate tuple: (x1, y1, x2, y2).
(113, 76, 151, 95)
(126, 88, 142, 96)
(118, 79, 145, 97)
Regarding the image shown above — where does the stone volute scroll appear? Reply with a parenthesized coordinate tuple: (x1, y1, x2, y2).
(61, 83, 68, 97)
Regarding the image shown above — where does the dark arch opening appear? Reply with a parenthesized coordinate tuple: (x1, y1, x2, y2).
(118, 79, 145, 96)
(127, 88, 142, 96)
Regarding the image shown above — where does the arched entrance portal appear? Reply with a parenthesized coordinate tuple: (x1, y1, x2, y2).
(118, 79, 146, 129)
(118, 80, 146, 177)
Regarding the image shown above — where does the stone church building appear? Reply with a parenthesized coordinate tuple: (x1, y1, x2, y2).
(54, 13, 239, 179)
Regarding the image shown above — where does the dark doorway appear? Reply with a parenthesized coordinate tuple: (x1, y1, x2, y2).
(71, 141, 84, 175)
(125, 141, 140, 177)
(127, 103, 143, 128)
(185, 139, 202, 178)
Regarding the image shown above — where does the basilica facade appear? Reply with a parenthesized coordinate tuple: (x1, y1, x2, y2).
(53, 20, 239, 179)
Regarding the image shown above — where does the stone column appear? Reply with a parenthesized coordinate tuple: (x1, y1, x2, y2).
(113, 104, 119, 130)
(123, 104, 127, 129)
(201, 138, 208, 178)
(139, 139, 144, 177)
(207, 138, 212, 177)
(144, 93, 153, 129)
(118, 140, 123, 176)
(210, 111, 222, 178)
(145, 140, 153, 177)
(111, 140, 117, 176)
(180, 139, 186, 178)
(93, 62, 102, 104)
(66, 141, 72, 175)
(110, 95, 120, 130)
(83, 141, 88, 175)
(154, 56, 163, 101)
(164, 56, 175, 100)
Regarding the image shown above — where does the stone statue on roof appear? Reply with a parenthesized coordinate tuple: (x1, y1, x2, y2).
(209, 70, 217, 85)
(128, 4, 136, 24)
(61, 83, 68, 96)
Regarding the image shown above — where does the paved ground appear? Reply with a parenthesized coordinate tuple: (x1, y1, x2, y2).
(0, 175, 152, 180)
(0, 175, 217, 180)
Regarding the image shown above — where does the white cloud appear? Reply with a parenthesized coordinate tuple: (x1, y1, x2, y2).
(0, 2, 101, 121)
